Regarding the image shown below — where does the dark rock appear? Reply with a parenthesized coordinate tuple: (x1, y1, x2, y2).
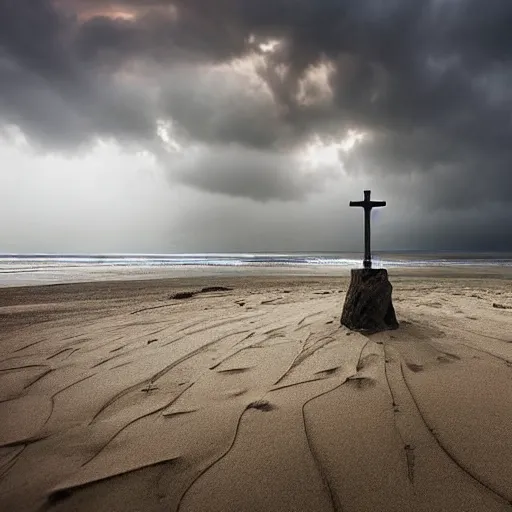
(493, 302, 512, 310)
(341, 269, 399, 333)
(171, 291, 196, 300)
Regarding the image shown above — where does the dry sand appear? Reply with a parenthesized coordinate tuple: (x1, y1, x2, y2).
(1, 270, 512, 511)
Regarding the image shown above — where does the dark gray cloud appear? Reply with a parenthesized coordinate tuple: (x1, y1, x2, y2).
(157, 64, 283, 150)
(2, 0, 512, 249)
(168, 144, 338, 201)
(0, 0, 157, 151)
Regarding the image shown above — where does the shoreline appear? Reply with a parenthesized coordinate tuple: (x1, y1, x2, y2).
(1, 263, 512, 290)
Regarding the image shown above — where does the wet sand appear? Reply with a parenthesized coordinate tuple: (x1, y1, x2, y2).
(1, 271, 512, 511)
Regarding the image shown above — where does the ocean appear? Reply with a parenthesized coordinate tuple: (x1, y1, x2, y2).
(1, 252, 512, 287)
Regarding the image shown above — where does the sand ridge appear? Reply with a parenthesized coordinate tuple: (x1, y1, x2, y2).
(0, 274, 511, 511)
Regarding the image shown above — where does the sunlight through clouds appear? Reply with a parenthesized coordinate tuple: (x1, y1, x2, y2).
(297, 61, 335, 107)
(299, 131, 366, 170)
(341, 130, 366, 153)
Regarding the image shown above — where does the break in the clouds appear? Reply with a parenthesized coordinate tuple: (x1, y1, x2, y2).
(1, 0, 512, 251)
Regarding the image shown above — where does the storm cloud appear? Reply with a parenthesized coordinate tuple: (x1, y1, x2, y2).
(1, 0, 512, 251)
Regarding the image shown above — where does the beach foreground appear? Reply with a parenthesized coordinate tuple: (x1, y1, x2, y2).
(1, 272, 512, 511)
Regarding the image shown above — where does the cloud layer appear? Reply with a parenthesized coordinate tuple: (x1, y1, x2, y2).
(1, 0, 512, 250)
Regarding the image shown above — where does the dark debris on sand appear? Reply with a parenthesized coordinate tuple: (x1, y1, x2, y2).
(171, 291, 196, 300)
(493, 302, 512, 310)
(246, 400, 275, 412)
(170, 287, 233, 300)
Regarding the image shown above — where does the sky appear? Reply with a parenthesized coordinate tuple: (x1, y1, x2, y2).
(1, 0, 511, 253)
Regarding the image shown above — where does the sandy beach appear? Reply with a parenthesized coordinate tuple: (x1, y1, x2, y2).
(1, 270, 512, 511)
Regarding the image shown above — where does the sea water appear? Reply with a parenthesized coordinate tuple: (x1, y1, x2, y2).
(0, 252, 511, 287)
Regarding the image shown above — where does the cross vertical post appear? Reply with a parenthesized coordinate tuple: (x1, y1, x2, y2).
(364, 191, 371, 268)
(349, 190, 386, 269)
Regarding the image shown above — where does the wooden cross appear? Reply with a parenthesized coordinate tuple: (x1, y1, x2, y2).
(349, 190, 386, 269)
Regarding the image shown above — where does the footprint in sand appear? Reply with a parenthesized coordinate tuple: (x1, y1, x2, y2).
(346, 376, 377, 389)
(246, 400, 275, 412)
